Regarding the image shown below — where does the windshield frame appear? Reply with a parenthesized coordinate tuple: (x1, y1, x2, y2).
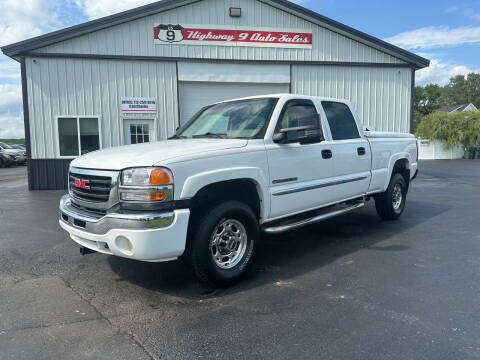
(176, 97, 279, 140)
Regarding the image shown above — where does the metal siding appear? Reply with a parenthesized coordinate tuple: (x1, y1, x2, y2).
(38, 0, 404, 65)
(291, 65, 412, 133)
(28, 159, 72, 190)
(25, 57, 178, 159)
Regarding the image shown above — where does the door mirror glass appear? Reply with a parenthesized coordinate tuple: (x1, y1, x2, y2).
(273, 114, 323, 144)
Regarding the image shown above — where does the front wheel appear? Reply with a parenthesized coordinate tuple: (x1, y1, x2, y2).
(374, 173, 407, 221)
(189, 201, 260, 287)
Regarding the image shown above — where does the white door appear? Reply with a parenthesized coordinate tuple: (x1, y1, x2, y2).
(320, 101, 371, 200)
(266, 99, 336, 219)
(123, 119, 155, 145)
(178, 82, 290, 125)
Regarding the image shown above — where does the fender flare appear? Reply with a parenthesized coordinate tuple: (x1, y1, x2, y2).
(180, 167, 270, 220)
(383, 153, 411, 190)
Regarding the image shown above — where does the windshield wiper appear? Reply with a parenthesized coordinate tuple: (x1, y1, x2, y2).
(192, 132, 227, 139)
(168, 134, 187, 139)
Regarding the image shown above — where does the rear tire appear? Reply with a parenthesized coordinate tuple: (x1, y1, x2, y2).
(189, 201, 260, 287)
(374, 173, 407, 221)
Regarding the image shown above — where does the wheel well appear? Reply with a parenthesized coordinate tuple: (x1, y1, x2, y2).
(392, 159, 410, 191)
(189, 179, 262, 220)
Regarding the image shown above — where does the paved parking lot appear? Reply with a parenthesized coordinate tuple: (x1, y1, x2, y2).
(1, 160, 480, 360)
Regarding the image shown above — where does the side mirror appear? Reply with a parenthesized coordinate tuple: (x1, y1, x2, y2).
(273, 115, 324, 145)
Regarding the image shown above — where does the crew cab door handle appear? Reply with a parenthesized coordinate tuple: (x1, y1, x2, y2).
(321, 149, 332, 159)
(357, 147, 366, 156)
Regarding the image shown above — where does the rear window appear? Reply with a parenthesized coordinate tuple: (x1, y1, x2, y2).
(322, 102, 359, 140)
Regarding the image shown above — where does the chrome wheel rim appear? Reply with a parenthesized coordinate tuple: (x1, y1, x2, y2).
(392, 184, 403, 211)
(210, 219, 248, 269)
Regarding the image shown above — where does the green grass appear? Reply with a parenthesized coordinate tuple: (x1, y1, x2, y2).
(0, 138, 26, 145)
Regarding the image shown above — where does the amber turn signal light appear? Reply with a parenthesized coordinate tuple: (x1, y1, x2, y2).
(149, 192, 166, 201)
(149, 169, 171, 185)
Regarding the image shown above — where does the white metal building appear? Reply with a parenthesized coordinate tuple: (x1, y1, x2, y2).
(1, 0, 429, 190)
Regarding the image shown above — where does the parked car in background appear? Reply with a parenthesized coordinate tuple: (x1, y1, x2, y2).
(10, 144, 26, 151)
(0, 142, 26, 165)
(0, 149, 17, 167)
(59, 94, 418, 287)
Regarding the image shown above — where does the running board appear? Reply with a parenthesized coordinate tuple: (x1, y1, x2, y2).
(262, 202, 365, 234)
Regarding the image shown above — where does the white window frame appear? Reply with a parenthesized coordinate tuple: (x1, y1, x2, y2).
(120, 117, 157, 146)
(55, 116, 102, 159)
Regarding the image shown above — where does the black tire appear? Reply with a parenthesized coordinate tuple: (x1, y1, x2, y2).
(0, 158, 3, 168)
(374, 173, 407, 221)
(189, 200, 260, 287)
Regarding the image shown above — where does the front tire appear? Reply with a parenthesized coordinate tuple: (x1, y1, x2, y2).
(190, 201, 260, 287)
(374, 173, 407, 221)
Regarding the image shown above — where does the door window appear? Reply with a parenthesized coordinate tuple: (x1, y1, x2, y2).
(276, 100, 319, 141)
(124, 119, 154, 145)
(322, 102, 360, 140)
(130, 124, 150, 144)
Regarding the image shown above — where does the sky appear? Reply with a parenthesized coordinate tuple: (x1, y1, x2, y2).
(1, 0, 480, 138)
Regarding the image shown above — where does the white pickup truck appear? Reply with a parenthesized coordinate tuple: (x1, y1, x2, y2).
(59, 94, 418, 286)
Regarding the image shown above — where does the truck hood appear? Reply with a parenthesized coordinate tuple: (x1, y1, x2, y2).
(70, 138, 248, 170)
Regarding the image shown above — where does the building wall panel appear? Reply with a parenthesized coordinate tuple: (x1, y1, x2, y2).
(39, 0, 405, 65)
(26, 57, 178, 159)
(291, 65, 412, 133)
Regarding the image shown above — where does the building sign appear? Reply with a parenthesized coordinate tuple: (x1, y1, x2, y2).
(121, 97, 157, 116)
(154, 24, 313, 49)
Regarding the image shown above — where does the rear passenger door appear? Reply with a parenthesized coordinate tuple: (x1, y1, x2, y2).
(320, 101, 371, 200)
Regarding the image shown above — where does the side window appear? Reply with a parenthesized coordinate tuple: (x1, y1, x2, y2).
(58, 117, 101, 157)
(278, 100, 318, 130)
(322, 101, 360, 140)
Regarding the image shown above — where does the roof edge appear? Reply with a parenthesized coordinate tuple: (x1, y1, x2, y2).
(2, 0, 429, 69)
(1, 0, 199, 57)
(264, 0, 429, 69)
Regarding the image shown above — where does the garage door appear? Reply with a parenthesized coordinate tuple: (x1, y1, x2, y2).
(179, 82, 290, 125)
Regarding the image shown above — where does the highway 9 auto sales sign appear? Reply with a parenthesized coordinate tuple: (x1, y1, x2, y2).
(154, 24, 313, 49)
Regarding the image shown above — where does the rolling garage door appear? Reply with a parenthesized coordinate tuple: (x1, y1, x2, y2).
(178, 81, 290, 125)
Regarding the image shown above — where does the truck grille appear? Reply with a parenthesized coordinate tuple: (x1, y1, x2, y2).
(69, 171, 113, 203)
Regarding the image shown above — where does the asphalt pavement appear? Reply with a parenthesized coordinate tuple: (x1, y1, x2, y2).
(1, 160, 479, 359)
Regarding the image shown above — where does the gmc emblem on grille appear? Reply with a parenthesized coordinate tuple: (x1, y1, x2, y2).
(73, 178, 90, 190)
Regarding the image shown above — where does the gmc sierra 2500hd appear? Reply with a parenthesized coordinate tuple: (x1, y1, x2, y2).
(59, 94, 418, 287)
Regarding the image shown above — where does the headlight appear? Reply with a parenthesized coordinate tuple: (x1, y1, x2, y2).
(120, 167, 173, 203)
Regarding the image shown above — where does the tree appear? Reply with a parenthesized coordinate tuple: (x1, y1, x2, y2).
(414, 84, 442, 115)
(415, 111, 480, 158)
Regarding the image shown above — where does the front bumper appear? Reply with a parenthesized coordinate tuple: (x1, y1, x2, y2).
(58, 195, 190, 262)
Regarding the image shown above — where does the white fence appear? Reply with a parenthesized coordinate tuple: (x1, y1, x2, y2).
(418, 139, 464, 160)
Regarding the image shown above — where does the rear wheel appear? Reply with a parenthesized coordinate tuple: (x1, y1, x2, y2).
(189, 201, 260, 287)
(374, 173, 407, 221)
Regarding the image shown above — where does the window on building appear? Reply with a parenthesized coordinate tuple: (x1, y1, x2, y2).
(322, 101, 360, 140)
(58, 117, 100, 156)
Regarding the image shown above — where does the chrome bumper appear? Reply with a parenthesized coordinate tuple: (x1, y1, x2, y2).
(59, 195, 175, 235)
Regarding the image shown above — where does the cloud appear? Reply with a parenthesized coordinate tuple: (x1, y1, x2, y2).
(0, 83, 23, 139)
(0, 84, 22, 113)
(385, 26, 480, 49)
(0, 0, 58, 48)
(0, 116, 24, 138)
(415, 58, 480, 86)
(74, 0, 156, 19)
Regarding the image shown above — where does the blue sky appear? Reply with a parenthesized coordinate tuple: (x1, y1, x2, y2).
(1, 0, 479, 138)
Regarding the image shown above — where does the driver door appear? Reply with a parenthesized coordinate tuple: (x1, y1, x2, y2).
(265, 99, 336, 220)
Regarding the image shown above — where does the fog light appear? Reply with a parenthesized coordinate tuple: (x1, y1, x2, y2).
(115, 236, 133, 255)
(149, 192, 166, 201)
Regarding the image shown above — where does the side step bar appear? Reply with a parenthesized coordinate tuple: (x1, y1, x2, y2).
(262, 202, 365, 234)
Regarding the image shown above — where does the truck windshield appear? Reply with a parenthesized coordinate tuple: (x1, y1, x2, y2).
(177, 98, 277, 139)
